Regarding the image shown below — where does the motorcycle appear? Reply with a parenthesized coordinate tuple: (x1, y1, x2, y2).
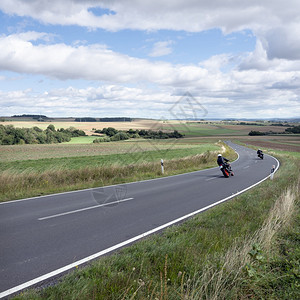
(219, 162, 234, 178)
(257, 152, 264, 159)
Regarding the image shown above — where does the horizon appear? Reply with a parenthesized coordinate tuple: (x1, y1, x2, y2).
(1, 114, 299, 122)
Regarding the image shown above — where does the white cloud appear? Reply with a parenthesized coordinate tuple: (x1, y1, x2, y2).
(1, 0, 300, 62)
(0, 1, 300, 118)
(0, 30, 299, 118)
(149, 41, 173, 57)
(0, 32, 211, 87)
(1, 79, 299, 119)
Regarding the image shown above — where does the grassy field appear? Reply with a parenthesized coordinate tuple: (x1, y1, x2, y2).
(61, 136, 97, 144)
(0, 119, 166, 135)
(0, 119, 291, 137)
(0, 144, 220, 173)
(0, 140, 230, 202)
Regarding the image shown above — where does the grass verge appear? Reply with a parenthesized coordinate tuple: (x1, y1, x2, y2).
(13, 150, 299, 299)
(0, 142, 233, 202)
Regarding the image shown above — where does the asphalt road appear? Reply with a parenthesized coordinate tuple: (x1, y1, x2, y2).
(0, 141, 279, 298)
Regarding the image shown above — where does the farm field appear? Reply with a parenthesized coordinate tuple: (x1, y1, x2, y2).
(0, 143, 220, 173)
(0, 139, 216, 162)
(0, 119, 291, 136)
(0, 119, 298, 202)
(0, 119, 164, 135)
(232, 135, 300, 153)
(0, 126, 232, 202)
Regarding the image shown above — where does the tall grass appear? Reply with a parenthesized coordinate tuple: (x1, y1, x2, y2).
(185, 180, 299, 300)
(0, 143, 235, 202)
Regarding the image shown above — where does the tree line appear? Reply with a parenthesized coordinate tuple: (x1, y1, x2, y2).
(93, 127, 184, 143)
(75, 117, 132, 122)
(249, 125, 300, 136)
(0, 125, 86, 145)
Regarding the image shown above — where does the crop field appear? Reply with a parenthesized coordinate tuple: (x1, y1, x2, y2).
(1, 119, 291, 136)
(0, 119, 298, 202)
(0, 131, 229, 202)
(233, 135, 300, 153)
(164, 122, 290, 136)
(0, 139, 216, 162)
(0, 119, 164, 135)
(0, 143, 220, 173)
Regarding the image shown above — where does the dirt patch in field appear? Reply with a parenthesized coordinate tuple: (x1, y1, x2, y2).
(0, 120, 167, 136)
(240, 140, 300, 152)
(223, 125, 288, 133)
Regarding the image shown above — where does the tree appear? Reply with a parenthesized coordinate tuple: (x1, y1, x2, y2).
(102, 127, 118, 137)
(248, 131, 266, 136)
(285, 125, 300, 134)
(110, 132, 129, 141)
(47, 124, 55, 132)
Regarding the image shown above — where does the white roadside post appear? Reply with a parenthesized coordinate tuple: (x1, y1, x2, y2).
(270, 165, 275, 180)
(161, 159, 164, 174)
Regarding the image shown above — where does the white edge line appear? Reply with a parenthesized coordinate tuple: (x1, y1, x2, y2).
(38, 198, 134, 221)
(0, 154, 279, 299)
(0, 143, 240, 205)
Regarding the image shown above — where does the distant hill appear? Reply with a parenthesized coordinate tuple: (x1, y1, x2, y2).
(74, 117, 132, 122)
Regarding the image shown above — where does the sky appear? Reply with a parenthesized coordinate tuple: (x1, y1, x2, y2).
(0, 0, 300, 120)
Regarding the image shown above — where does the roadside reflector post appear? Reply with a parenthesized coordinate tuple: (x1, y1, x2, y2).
(270, 165, 275, 180)
(161, 159, 164, 174)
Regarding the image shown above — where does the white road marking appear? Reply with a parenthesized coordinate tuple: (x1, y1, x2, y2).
(38, 198, 134, 221)
(243, 165, 250, 169)
(205, 177, 218, 181)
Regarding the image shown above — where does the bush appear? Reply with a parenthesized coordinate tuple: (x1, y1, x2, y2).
(0, 125, 73, 145)
(110, 132, 129, 141)
(249, 130, 266, 136)
(101, 127, 119, 137)
(93, 137, 111, 143)
(285, 125, 300, 134)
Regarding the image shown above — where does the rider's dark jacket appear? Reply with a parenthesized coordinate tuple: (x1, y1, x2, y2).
(217, 156, 229, 166)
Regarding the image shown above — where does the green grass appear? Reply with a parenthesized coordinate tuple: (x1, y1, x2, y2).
(164, 124, 241, 136)
(0, 140, 206, 162)
(14, 148, 299, 300)
(0, 142, 229, 202)
(62, 136, 96, 144)
(0, 144, 219, 173)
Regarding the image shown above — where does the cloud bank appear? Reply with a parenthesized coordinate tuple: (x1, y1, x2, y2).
(0, 0, 299, 118)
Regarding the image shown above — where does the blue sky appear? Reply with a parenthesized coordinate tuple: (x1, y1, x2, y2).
(0, 0, 299, 119)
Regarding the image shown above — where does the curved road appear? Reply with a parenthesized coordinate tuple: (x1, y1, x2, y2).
(0, 142, 279, 298)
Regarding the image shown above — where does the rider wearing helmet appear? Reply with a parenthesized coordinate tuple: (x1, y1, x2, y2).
(257, 149, 263, 155)
(217, 154, 229, 166)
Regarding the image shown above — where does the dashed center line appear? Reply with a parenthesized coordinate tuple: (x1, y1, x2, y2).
(38, 198, 134, 221)
(205, 177, 218, 181)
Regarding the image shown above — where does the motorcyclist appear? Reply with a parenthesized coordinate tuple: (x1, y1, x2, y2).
(217, 154, 229, 166)
(257, 149, 263, 156)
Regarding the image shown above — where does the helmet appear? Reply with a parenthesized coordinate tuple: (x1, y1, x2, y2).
(218, 154, 222, 157)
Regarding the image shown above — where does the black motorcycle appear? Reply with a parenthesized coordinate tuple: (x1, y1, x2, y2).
(219, 162, 234, 178)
